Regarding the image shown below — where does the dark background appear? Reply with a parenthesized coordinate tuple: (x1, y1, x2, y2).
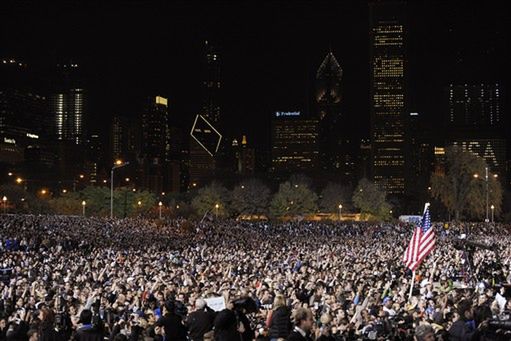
(1, 0, 508, 150)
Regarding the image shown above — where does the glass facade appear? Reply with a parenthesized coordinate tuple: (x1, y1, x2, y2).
(369, 2, 407, 195)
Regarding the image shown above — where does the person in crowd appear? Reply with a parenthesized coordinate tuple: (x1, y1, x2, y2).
(185, 298, 215, 341)
(0, 214, 509, 340)
(287, 308, 314, 341)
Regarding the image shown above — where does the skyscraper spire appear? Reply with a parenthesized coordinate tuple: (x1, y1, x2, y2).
(316, 52, 343, 119)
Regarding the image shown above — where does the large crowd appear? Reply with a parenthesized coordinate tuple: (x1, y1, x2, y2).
(0, 214, 510, 341)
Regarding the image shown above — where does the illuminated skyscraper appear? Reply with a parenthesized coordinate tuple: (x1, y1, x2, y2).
(49, 63, 86, 145)
(49, 88, 85, 145)
(271, 111, 319, 175)
(369, 1, 407, 195)
(316, 52, 342, 120)
(201, 40, 221, 123)
(111, 115, 139, 163)
(316, 51, 343, 173)
(141, 96, 170, 193)
(446, 83, 505, 176)
(189, 40, 222, 187)
(142, 96, 169, 161)
(446, 83, 501, 129)
(0, 58, 46, 165)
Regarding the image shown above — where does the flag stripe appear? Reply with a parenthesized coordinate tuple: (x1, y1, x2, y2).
(403, 207, 435, 271)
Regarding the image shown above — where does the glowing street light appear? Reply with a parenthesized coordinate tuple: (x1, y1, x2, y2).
(111, 160, 129, 218)
(7, 172, 13, 176)
(338, 204, 342, 221)
(2, 196, 7, 214)
(40, 189, 47, 195)
(215, 203, 219, 219)
(15, 177, 23, 184)
(82, 200, 86, 216)
(158, 201, 163, 219)
(137, 200, 142, 206)
(491, 204, 495, 223)
(125, 177, 130, 182)
(79, 174, 85, 179)
(62, 189, 67, 194)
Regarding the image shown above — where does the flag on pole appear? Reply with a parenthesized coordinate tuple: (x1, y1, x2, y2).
(403, 204, 435, 271)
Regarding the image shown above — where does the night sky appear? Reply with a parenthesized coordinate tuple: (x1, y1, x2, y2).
(1, 1, 508, 150)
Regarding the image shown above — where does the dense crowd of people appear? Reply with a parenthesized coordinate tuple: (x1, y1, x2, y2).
(0, 214, 510, 340)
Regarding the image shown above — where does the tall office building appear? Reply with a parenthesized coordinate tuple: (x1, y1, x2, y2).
(316, 52, 342, 120)
(316, 51, 343, 173)
(446, 83, 501, 129)
(445, 83, 505, 175)
(49, 63, 86, 145)
(189, 41, 222, 188)
(0, 58, 46, 165)
(141, 96, 170, 193)
(271, 111, 319, 175)
(201, 40, 221, 123)
(47, 62, 88, 182)
(142, 96, 169, 161)
(369, 1, 407, 195)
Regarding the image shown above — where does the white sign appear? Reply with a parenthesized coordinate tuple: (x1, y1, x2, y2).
(399, 215, 422, 224)
(26, 133, 39, 139)
(275, 111, 300, 117)
(3, 138, 16, 144)
(205, 296, 226, 312)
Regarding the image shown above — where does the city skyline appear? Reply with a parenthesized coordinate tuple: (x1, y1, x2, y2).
(2, 1, 508, 151)
(1, 0, 510, 209)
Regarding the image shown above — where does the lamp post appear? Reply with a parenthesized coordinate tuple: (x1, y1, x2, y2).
(338, 204, 342, 221)
(215, 203, 219, 219)
(491, 205, 495, 223)
(82, 201, 86, 216)
(158, 201, 163, 219)
(2, 196, 7, 214)
(110, 160, 129, 219)
(485, 167, 489, 223)
(474, 167, 490, 223)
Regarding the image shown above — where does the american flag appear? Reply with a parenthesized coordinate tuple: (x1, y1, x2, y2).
(403, 205, 435, 272)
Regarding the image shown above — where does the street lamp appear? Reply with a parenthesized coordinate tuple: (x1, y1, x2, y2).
(215, 203, 219, 219)
(158, 201, 163, 219)
(2, 196, 7, 214)
(15, 177, 23, 184)
(111, 160, 129, 219)
(473, 167, 490, 223)
(137, 200, 142, 206)
(82, 200, 86, 216)
(338, 204, 342, 221)
(491, 205, 495, 223)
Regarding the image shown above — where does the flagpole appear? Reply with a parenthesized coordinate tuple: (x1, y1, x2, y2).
(408, 203, 430, 301)
(408, 271, 415, 301)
